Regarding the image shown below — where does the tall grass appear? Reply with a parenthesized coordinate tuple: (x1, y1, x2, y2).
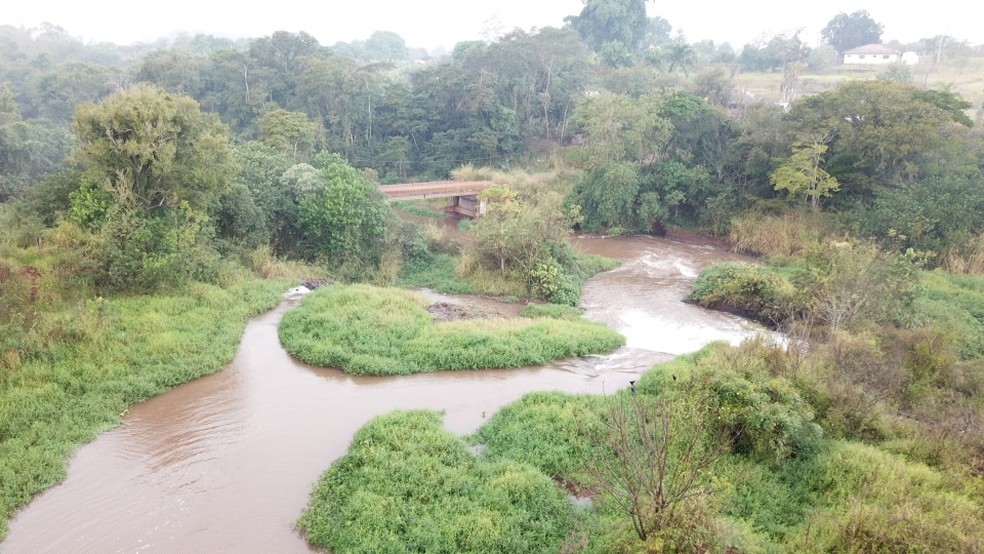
(729, 210, 833, 261)
(399, 253, 476, 294)
(0, 279, 286, 539)
(278, 284, 625, 375)
(914, 271, 984, 358)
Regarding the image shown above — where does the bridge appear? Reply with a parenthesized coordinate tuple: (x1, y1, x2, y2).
(379, 180, 494, 218)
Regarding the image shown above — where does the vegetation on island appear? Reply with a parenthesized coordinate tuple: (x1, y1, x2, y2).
(3, 0, 984, 549)
(311, 339, 982, 553)
(278, 284, 624, 375)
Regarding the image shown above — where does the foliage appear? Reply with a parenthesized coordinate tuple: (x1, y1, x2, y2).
(566, 0, 649, 53)
(700, 368, 822, 463)
(770, 141, 840, 209)
(784, 81, 980, 203)
(859, 175, 984, 263)
(68, 84, 236, 291)
(298, 410, 577, 553)
(797, 240, 919, 329)
(570, 90, 733, 232)
(787, 442, 984, 553)
(0, 108, 73, 201)
(688, 262, 799, 324)
(297, 153, 390, 271)
(71, 83, 235, 217)
(821, 11, 884, 53)
(256, 109, 318, 162)
(278, 285, 624, 375)
(231, 142, 296, 255)
(467, 182, 593, 304)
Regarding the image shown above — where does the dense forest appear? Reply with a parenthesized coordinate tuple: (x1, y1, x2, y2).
(2, 1, 984, 550)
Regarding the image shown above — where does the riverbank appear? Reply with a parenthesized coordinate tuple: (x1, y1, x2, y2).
(0, 279, 287, 540)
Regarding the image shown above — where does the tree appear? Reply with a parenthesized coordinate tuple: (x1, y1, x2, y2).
(257, 109, 318, 162)
(664, 41, 696, 75)
(800, 240, 918, 329)
(821, 10, 883, 53)
(364, 31, 406, 61)
(297, 153, 389, 270)
(586, 391, 727, 546)
(232, 142, 296, 254)
(70, 84, 236, 290)
(566, 0, 649, 53)
(770, 140, 839, 208)
(469, 183, 581, 303)
(784, 81, 978, 202)
(247, 30, 329, 106)
(641, 15, 673, 48)
(72, 84, 235, 216)
(0, 88, 73, 201)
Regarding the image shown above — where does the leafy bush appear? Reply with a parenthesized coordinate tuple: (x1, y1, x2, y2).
(701, 369, 823, 463)
(472, 391, 606, 480)
(689, 262, 798, 324)
(298, 410, 576, 553)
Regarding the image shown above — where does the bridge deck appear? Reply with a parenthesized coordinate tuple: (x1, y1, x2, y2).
(379, 180, 493, 201)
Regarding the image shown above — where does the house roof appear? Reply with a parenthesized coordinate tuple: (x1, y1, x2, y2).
(843, 44, 900, 55)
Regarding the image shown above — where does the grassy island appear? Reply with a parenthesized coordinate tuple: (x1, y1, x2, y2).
(278, 284, 625, 375)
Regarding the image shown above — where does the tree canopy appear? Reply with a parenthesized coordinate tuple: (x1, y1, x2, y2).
(71, 83, 235, 216)
(566, 0, 649, 52)
(821, 10, 884, 53)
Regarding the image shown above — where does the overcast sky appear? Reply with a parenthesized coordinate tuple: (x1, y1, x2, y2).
(2, 1, 979, 51)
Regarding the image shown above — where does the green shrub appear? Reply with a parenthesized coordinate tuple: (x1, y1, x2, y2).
(689, 262, 797, 324)
(701, 369, 823, 463)
(298, 410, 576, 553)
(472, 391, 606, 481)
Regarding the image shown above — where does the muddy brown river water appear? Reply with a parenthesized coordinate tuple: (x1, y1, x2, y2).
(1, 235, 767, 553)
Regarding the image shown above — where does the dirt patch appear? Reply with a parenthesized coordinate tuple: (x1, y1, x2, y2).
(300, 278, 334, 289)
(426, 302, 503, 321)
(555, 476, 598, 499)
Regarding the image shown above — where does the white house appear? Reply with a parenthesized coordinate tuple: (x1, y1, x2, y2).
(842, 44, 915, 65)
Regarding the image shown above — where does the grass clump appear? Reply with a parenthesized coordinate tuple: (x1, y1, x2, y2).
(297, 410, 577, 553)
(520, 303, 585, 320)
(399, 253, 475, 294)
(278, 284, 624, 375)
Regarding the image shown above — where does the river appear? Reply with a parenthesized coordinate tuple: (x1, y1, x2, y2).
(1, 235, 765, 553)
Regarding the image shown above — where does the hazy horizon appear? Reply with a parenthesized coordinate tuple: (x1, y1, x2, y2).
(3, 1, 980, 52)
